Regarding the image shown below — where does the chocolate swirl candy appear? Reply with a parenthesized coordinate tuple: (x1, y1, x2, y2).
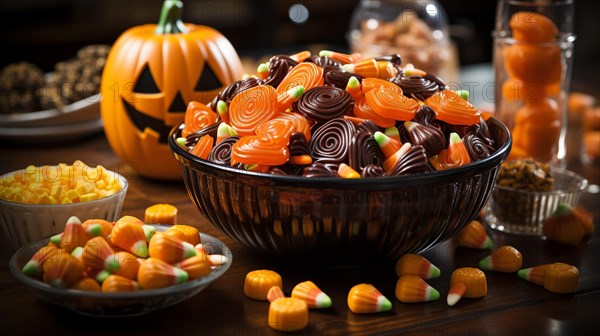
(391, 75, 439, 100)
(306, 56, 342, 69)
(388, 145, 434, 176)
(375, 54, 403, 65)
(413, 105, 437, 125)
(302, 162, 339, 178)
(424, 72, 448, 89)
(233, 77, 262, 96)
(209, 80, 241, 112)
(349, 130, 385, 171)
(361, 164, 385, 177)
(357, 120, 380, 135)
(464, 131, 491, 161)
(296, 86, 354, 123)
(405, 121, 447, 158)
(324, 70, 364, 89)
(263, 56, 298, 88)
(289, 132, 310, 157)
(207, 136, 240, 165)
(185, 118, 222, 148)
(309, 118, 355, 163)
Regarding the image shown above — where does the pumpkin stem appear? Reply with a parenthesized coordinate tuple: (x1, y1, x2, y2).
(155, 0, 187, 34)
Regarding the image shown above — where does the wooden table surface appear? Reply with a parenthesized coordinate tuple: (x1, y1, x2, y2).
(1, 131, 599, 336)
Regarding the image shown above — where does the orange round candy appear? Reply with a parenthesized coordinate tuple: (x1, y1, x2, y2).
(231, 136, 289, 166)
(511, 99, 561, 162)
(353, 95, 396, 128)
(229, 85, 278, 136)
(273, 112, 312, 141)
(425, 90, 481, 125)
(182, 101, 218, 138)
(190, 134, 214, 160)
(256, 118, 296, 146)
(514, 97, 560, 125)
(503, 44, 562, 86)
(501, 78, 545, 104)
(276, 62, 324, 96)
(361, 78, 401, 94)
(510, 12, 558, 43)
(365, 88, 419, 121)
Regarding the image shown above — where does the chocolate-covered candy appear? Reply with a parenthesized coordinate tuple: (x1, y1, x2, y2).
(464, 132, 491, 161)
(309, 118, 355, 163)
(185, 118, 222, 148)
(325, 70, 364, 89)
(306, 56, 342, 69)
(404, 121, 446, 158)
(361, 164, 385, 177)
(423, 72, 448, 89)
(263, 56, 297, 87)
(375, 54, 402, 65)
(296, 86, 354, 123)
(357, 119, 380, 135)
(391, 75, 438, 100)
(209, 77, 262, 111)
(208, 136, 240, 165)
(388, 145, 434, 176)
(349, 130, 385, 171)
(413, 105, 437, 125)
(289, 132, 310, 157)
(303, 162, 339, 178)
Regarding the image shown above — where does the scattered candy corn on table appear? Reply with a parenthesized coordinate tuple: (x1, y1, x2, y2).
(0, 127, 598, 333)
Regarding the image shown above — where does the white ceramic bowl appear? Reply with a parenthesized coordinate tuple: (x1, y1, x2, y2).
(0, 169, 127, 248)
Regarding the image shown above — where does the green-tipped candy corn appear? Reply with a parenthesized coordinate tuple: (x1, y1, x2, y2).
(176, 137, 186, 149)
(257, 62, 269, 74)
(319, 50, 333, 57)
(217, 100, 228, 116)
(85, 224, 103, 238)
(142, 224, 156, 242)
(288, 85, 305, 99)
(455, 90, 469, 100)
(50, 233, 62, 245)
(347, 76, 360, 90)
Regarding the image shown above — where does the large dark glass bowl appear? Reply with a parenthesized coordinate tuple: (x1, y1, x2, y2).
(169, 118, 511, 263)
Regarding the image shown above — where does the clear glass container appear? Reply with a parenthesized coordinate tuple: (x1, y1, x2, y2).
(348, 0, 458, 81)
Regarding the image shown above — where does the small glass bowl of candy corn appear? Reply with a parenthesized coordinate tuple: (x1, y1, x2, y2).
(484, 159, 588, 236)
(0, 161, 128, 248)
(9, 222, 232, 317)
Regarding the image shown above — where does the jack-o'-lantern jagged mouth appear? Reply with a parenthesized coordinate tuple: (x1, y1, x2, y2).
(122, 98, 178, 144)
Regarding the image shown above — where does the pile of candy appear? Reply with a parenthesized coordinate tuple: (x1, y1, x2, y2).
(177, 50, 496, 178)
(21, 214, 226, 292)
(244, 219, 581, 332)
(496, 159, 554, 192)
(0, 161, 122, 204)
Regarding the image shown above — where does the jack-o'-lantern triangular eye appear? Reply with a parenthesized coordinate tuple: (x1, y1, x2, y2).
(133, 65, 161, 94)
(194, 63, 222, 91)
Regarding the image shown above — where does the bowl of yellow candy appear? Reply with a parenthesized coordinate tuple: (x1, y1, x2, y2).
(0, 160, 127, 248)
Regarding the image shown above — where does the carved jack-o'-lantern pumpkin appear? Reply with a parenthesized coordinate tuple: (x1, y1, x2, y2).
(101, 0, 244, 180)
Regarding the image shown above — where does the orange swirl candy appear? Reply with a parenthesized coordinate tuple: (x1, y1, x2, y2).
(353, 96, 396, 129)
(190, 134, 214, 160)
(231, 136, 290, 166)
(182, 101, 218, 138)
(270, 112, 312, 141)
(361, 78, 402, 94)
(365, 88, 419, 121)
(256, 118, 296, 146)
(229, 85, 279, 136)
(425, 90, 481, 125)
(276, 62, 324, 96)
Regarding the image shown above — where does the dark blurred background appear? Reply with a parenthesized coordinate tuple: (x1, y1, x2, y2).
(0, 0, 598, 92)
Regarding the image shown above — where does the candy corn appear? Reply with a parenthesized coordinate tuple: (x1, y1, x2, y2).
(385, 126, 401, 143)
(542, 263, 579, 294)
(395, 254, 441, 279)
(148, 232, 197, 264)
(374, 131, 401, 158)
(217, 100, 229, 124)
(338, 163, 361, 179)
(447, 268, 487, 306)
(456, 220, 493, 249)
(22, 245, 59, 277)
(82, 237, 120, 278)
(111, 251, 141, 280)
(216, 123, 237, 144)
(81, 219, 113, 239)
(245, 270, 283, 301)
(144, 203, 178, 225)
(43, 250, 84, 289)
(345, 76, 362, 99)
(71, 278, 101, 291)
(347, 283, 392, 314)
(479, 245, 523, 273)
(376, 61, 398, 79)
(176, 254, 211, 280)
(290, 50, 311, 62)
(277, 85, 305, 111)
(343, 58, 378, 78)
(268, 298, 308, 332)
(291, 281, 332, 309)
(319, 50, 354, 64)
(268, 286, 285, 303)
(543, 203, 593, 245)
(53, 216, 89, 253)
(165, 225, 200, 246)
(257, 62, 269, 80)
(137, 258, 188, 289)
(111, 218, 149, 258)
(395, 275, 440, 303)
(433, 133, 472, 170)
(518, 264, 552, 286)
(383, 142, 412, 172)
(102, 274, 139, 292)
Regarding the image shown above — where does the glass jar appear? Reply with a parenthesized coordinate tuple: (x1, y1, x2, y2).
(348, 0, 458, 82)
